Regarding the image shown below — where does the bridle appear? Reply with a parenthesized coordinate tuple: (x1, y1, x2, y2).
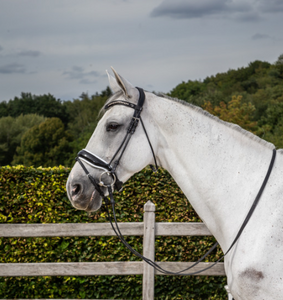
(76, 87, 158, 199)
(75, 87, 277, 275)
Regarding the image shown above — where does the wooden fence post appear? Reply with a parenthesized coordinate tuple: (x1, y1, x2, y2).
(143, 200, 156, 300)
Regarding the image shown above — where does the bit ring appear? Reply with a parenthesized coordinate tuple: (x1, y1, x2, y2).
(98, 171, 116, 187)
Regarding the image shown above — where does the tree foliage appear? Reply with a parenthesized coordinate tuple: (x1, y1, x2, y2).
(203, 95, 258, 133)
(13, 118, 72, 167)
(0, 88, 111, 167)
(65, 92, 107, 137)
(169, 54, 283, 149)
(0, 114, 46, 166)
(275, 53, 283, 79)
(258, 96, 283, 148)
(0, 93, 69, 124)
(1, 55, 283, 166)
(169, 58, 277, 108)
(64, 89, 111, 165)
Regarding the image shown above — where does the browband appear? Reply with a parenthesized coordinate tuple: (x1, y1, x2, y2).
(104, 87, 145, 116)
(105, 100, 136, 110)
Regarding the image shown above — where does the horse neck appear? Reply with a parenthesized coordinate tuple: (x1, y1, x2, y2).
(147, 94, 274, 250)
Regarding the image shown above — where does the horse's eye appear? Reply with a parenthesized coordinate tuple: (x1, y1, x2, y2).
(106, 123, 120, 132)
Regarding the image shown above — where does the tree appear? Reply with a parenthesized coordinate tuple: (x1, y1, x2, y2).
(202, 95, 258, 133)
(0, 101, 8, 117)
(0, 116, 15, 165)
(0, 93, 70, 124)
(0, 114, 46, 166)
(169, 80, 205, 105)
(262, 118, 283, 149)
(64, 89, 111, 163)
(13, 118, 73, 167)
(257, 96, 283, 148)
(275, 53, 283, 79)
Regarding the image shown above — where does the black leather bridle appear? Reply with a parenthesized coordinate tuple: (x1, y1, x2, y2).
(76, 87, 158, 200)
(75, 87, 277, 276)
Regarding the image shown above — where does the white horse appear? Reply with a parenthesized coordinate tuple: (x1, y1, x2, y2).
(66, 68, 283, 300)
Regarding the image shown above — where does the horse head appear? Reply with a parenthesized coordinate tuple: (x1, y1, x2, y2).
(66, 68, 159, 211)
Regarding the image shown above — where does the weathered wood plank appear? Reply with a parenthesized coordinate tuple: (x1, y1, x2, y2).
(155, 222, 212, 236)
(0, 223, 144, 237)
(0, 262, 143, 276)
(0, 262, 225, 277)
(0, 223, 212, 237)
(155, 262, 225, 276)
(143, 201, 155, 300)
(0, 222, 212, 237)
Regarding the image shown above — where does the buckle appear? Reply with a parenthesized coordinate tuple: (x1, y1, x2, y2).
(127, 117, 140, 134)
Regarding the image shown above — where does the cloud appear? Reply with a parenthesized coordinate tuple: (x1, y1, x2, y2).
(18, 50, 41, 57)
(150, 0, 283, 21)
(150, 0, 254, 19)
(251, 33, 271, 40)
(0, 63, 26, 74)
(236, 11, 261, 22)
(258, 0, 283, 13)
(151, 0, 225, 18)
(0, 45, 3, 51)
(63, 66, 100, 84)
(79, 78, 97, 84)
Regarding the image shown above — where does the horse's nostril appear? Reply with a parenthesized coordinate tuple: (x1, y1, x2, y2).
(71, 184, 81, 197)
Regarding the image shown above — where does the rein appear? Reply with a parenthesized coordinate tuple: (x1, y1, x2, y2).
(76, 88, 277, 275)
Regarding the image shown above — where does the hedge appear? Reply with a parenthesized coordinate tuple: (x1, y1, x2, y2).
(0, 165, 227, 299)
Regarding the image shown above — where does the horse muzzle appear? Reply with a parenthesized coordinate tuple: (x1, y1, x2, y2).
(67, 174, 103, 212)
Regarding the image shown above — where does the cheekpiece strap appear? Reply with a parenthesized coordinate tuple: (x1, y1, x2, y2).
(134, 87, 145, 117)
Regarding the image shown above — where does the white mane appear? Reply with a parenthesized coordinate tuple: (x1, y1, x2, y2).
(157, 92, 275, 151)
(102, 90, 276, 151)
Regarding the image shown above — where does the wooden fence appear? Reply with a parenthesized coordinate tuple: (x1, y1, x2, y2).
(0, 200, 230, 300)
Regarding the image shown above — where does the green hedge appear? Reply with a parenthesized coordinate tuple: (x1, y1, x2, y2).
(0, 165, 226, 299)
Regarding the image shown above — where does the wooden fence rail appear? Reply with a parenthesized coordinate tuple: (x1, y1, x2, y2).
(0, 200, 229, 300)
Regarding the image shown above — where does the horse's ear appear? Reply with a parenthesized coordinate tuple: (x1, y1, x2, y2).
(110, 67, 137, 99)
(106, 70, 121, 94)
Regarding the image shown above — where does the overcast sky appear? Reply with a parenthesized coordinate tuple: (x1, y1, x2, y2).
(0, 0, 282, 102)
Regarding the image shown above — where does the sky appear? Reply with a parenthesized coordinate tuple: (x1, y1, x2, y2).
(0, 0, 282, 102)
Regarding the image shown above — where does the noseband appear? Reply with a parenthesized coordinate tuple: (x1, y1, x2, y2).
(75, 87, 277, 276)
